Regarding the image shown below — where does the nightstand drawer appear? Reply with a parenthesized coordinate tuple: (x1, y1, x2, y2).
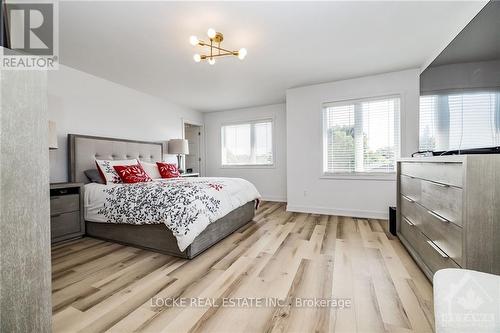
(50, 194, 79, 215)
(51, 211, 81, 239)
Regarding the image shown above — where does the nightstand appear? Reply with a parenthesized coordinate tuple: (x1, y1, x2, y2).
(180, 173, 200, 178)
(50, 182, 84, 243)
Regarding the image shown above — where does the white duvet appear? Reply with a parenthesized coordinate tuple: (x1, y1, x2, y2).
(85, 177, 260, 251)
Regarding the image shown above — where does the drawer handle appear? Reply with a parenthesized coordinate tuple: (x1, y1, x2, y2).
(52, 213, 61, 218)
(431, 181, 449, 188)
(427, 210, 449, 223)
(427, 240, 448, 258)
(402, 195, 415, 203)
(403, 217, 415, 226)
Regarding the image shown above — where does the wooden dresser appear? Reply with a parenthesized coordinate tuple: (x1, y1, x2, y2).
(50, 182, 85, 243)
(397, 155, 500, 280)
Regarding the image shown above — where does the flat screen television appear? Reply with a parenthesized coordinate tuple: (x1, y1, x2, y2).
(419, 1, 500, 156)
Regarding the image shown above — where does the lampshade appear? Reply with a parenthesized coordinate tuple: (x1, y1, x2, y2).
(48, 121, 58, 149)
(168, 139, 189, 155)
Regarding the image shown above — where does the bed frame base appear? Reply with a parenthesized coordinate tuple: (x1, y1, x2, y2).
(85, 201, 256, 259)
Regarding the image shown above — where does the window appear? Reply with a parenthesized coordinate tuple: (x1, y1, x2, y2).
(221, 120, 273, 166)
(420, 91, 500, 152)
(322, 96, 400, 175)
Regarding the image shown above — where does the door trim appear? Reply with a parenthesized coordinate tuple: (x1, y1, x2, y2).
(181, 118, 205, 176)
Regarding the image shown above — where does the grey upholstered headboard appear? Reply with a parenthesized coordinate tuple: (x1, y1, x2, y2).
(68, 134, 163, 183)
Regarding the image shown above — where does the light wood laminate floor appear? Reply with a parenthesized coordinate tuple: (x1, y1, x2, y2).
(52, 201, 434, 333)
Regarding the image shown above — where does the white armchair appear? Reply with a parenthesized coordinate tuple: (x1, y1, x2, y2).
(434, 268, 500, 333)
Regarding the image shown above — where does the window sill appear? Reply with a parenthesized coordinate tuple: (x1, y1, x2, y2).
(320, 173, 396, 181)
(221, 164, 275, 169)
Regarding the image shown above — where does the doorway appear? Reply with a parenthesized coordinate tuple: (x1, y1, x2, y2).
(183, 121, 204, 175)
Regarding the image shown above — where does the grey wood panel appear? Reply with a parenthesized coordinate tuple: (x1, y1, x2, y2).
(418, 208, 462, 266)
(400, 215, 420, 249)
(400, 195, 420, 227)
(189, 201, 255, 256)
(50, 194, 80, 215)
(402, 197, 462, 266)
(420, 179, 462, 226)
(400, 218, 460, 275)
(51, 212, 82, 240)
(400, 161, 463, 187)
(417, 232, 460, 274)
(0, 70, 51, 332)
(400, 175, 421, 202)
(463, 155, 500, 275)
(401, 175, 463, 226)
(50, 183, 85, 244)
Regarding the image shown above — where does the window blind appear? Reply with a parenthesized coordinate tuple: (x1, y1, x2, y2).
(323, 96, 400, 174)
(419, 91, 500, 152)
(221, 120, 273, 166)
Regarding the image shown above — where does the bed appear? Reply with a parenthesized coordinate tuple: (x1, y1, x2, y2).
(68, 134, 259, 259)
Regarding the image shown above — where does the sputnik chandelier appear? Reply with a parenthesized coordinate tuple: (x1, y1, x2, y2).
(190, 28, 247, 65)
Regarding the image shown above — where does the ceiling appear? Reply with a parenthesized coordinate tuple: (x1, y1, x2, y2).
(431, 0, 499, 67)
(59, 1, 486, 112)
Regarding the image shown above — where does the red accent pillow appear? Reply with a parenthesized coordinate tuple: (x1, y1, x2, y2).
(156, 162, 180, 178)
(113, 164, 152, 183)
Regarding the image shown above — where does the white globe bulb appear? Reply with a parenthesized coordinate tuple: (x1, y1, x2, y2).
(208, 57, 216, 65)
(193, 54, 201, 63)
(207, 28, 216, 39)
(238, 48, 247, 60)
(189, 36, 199, 46)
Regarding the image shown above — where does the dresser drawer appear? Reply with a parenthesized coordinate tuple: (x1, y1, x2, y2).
(400, 195, 421, 227)
(401, 175, 462, 226)
(400, 175, 421, 202)
(418, 233, 460, 273)
(400, 162, 463, 187)
(400, 216, 460, 274)
(418, 206, 463, 266)
(50, 194, 80, 215)
(402, 193, 462, 265)
(51, 211, 81, 240)
(420, 180, 462, 226)
(400, 215, 420, 248)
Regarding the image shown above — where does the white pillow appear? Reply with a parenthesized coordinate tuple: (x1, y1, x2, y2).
(140, 161, 162, 179)
(95, 158, 139, 184)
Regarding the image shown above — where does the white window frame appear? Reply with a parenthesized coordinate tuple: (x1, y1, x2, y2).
(320, 94, 401, 181)
(220, 118, 275, 169)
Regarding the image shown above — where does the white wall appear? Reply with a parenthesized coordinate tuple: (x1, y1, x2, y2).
(48, 65, 202, 182)
(286, 69, 420, 219)
(204, 104, 287, 202)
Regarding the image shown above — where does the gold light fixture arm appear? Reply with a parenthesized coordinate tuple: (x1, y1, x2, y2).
(190, 30, 245, 64)
(200, 52, 235, 59)
(197, 40, 236, 55)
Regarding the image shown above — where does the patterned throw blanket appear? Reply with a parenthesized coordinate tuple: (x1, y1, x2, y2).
(84, 177, 261, 251)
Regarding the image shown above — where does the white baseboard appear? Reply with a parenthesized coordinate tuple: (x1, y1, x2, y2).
(260, 195, 287, 203)
(286, 204, 388, 220)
